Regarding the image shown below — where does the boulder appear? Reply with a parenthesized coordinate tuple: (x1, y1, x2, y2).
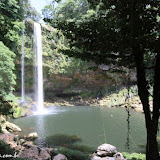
(19, 144, 39, 159)
(39, 148, 51, 160)
(52, 153, 68, 160)
(0, 116, 8, 133)
(27, 132, 38, 140)
(20, 144, 51, 160)
(15, 144, 25, 152)
(115, 152, 125, 160)
(23, 141, 33, 146)
(43, 147, 54, 154)
(6, 122, 21, 132)
(92, 144, 125, 160)
(92, 153, 115, 160)
(0, 133, 16, 142)
(0, 133, 17, 148)
(19, 138, 26, 145)
(96, 144, 117, 157)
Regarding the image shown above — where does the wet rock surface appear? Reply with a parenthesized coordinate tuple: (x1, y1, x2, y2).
(19, 144, 52, 160)
(27, 132, 38, 140)
(97, 144, 117, 157)
(92, 143, 125, 160)
(0, 116, 22, 133)
(6, 121, 22, 132)
(52, 153, 68, 160)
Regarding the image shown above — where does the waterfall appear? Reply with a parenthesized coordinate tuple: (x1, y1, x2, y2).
(34, 22, 44, 112)
(21, 20, 25, 102)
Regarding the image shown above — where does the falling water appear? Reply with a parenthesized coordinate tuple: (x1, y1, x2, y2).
(34, 22, 44, 113)
(21, 20, 25, 102)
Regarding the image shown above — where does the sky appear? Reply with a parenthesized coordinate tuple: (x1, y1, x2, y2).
(29, 0, 65, 23)
(30, 0, 51, 14)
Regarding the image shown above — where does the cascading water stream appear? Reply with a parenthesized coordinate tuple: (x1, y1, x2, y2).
(34, 22, 44, 113)
(21, 20, 25, 102)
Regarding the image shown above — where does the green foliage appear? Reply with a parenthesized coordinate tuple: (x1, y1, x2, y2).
(0, 41, 17, 115)
(13, 107, 24, 118)
(42, 25, 91, 77)
(51, 0, 160, 70)
(0, 42, 16, 100)
(105, 85, 139, 107)
(0, 97, 12, 116)
(58, 147, 90, 160)
(122, 152, 146, 160)
(50, 2, 160, 157)
(0, 140, 15, 158)
(80, 91, 96, 99)
(23, 0, 41, 21)
(43, 0, 90, 24)
(0, 0, 41, 91)
(0, 0, 24, 50)
(43, 0, 96, 79)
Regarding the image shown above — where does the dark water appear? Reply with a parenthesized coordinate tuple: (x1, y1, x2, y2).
(11, 106, 147, 153)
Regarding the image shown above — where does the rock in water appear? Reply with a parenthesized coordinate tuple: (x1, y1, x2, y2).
(92, 144, 125, 160)
(92, 153, 116, 160)
(97, 144, 117, 157)
(53, 153, 68, 160)
(27, 132, 38, 140)
(6, 122, 22, 132)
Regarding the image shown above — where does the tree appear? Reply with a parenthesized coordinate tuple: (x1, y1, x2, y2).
(47, 0, 160, 159)
(0, 41, 16, 98)
(23, 0, 41, 22)
(0, 0, 24, 50)
(43, 0, 90, 25)
(0, 41, 16, 114)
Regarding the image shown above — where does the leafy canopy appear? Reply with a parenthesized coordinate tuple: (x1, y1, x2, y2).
(51, 0, 160, 70)
(0, 41, 16, 100)
(0, 41, 16, 115)
(0, 0, 24, 50)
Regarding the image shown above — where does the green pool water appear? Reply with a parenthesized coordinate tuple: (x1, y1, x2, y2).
(11, 106, 147, 153)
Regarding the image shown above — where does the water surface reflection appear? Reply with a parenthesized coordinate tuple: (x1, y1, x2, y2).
(11, 106, 147, 153)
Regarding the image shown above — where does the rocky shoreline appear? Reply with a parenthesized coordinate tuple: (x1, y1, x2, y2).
(0, 121, 145, 160)
(0, 115, 67, 160)
(0, 129, 126, 160)
(44, 95, 144, 113)
(0, 96, 145, 160)
(12, 95, 144, 119)
(0, 117, 126, 160)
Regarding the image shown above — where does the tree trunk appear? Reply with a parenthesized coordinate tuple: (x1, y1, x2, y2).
(148, 53, 160, 160)
(133, 48, 160, 160)
(146, 125, 159, 160)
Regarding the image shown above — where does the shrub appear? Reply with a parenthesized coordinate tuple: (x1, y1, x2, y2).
(122, 152, 146, 160)
(0, 140, 15, 157)
(13, 107, 24, 118)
